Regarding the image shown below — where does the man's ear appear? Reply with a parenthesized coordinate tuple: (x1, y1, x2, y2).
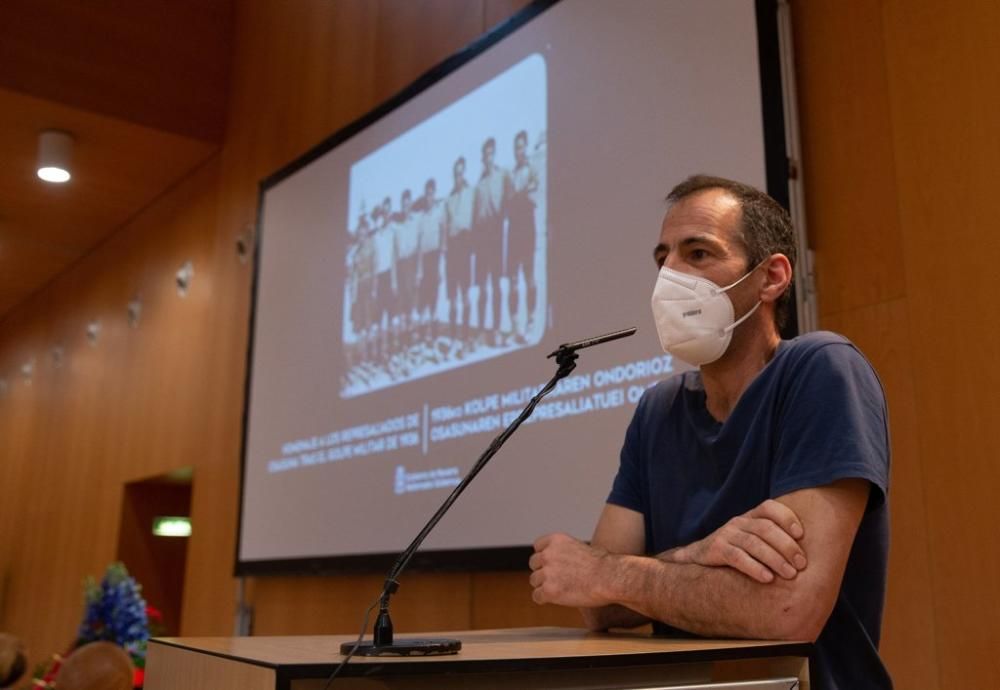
(759, 253, 793, 305)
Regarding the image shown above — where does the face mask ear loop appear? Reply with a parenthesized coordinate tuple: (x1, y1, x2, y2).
(723, 300, 762, 334)
(719, 260, 766, 293)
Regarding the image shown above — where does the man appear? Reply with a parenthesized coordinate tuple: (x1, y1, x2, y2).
(371, 196, 396, 363)
(391, 189, 419, 346)
(348, 210, 375, 362)
(445, 156, 475, 350)
(529, 176, 892, 689)
(506, 130, 540, 340)
(415, 177, 446, 343)
(471, 136, 511, 344)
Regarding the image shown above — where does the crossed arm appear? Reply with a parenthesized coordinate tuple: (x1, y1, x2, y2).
(529, 478, 870, 641)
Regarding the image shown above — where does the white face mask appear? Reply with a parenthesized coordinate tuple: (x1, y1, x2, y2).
(650, 264, 762, 366)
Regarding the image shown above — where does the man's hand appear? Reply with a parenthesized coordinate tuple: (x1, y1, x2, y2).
(669, 499, 807, 583)
(529, 533, 615, 608)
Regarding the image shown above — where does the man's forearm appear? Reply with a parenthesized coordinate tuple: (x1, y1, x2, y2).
(580, 603, 649, 631)
(603, 554, 823, 641)
(580, 548, 685, 631)
(534, 488, 863, 641)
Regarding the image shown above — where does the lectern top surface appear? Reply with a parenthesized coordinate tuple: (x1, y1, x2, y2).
(150, 626, 810, 670)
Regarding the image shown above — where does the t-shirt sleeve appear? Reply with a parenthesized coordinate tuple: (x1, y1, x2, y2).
(771, 342, 890, 505)
(607, 391, 648, 514)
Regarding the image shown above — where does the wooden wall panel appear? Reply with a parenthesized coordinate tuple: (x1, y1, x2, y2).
(0, 158, 222, 665)
(0, 231, 78, 316)
(484, 0, 536, 31)
(221, 0, 378, 180)
(250, 572, 473, 636)
(470, 572, 582, 630)
(880, 1, 1000, 686)
(790, 0, 905, 318)
(1, 264, 123, 660)
(372, 0, 484, 106)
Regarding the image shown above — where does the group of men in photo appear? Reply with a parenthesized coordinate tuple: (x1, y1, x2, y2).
(343, 130, 544, 387)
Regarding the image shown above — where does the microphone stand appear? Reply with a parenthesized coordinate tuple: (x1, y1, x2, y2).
(341, 346, 580, 656)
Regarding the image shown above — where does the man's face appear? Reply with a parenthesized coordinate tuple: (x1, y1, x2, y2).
(454, 159, 465, 183)
(401, 191, 411, 214)
(514, 136, 527, 164)
(654, 189, 755, 295)
(482, 141, 495, 167)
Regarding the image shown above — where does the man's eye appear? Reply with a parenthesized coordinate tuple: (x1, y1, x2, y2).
(690, 249, 709, 261)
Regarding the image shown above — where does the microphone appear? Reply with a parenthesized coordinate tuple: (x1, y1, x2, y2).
(547, 326, 637, 359)
(335, 327, 636, 668)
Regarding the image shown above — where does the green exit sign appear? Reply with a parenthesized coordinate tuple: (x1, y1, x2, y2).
(152, 516, 192, 537)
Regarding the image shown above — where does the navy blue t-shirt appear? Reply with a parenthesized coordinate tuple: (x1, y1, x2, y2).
(608, 332, 892, 689)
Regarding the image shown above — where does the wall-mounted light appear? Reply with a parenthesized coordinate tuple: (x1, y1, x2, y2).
(236, 223, 255, 265)
(21, 358, 35, 383)
(86, 320, 101, 347)
(236, 233, 251, 264)
(127, 296, 142, 329)
(175, 260, 194, 297)
(37, 130, 74, 184)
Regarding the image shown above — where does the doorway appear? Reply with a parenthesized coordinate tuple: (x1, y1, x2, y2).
(115, 468, 192, 636)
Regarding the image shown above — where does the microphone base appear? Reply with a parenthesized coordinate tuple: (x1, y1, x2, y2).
(340, 637, 461, 657)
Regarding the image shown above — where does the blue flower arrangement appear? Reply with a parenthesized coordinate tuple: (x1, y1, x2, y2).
(29, 563, 152, 689)
(75, 562, 149, 670)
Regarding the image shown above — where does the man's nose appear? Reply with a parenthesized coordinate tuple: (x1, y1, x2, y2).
(662, 254, 685, 272)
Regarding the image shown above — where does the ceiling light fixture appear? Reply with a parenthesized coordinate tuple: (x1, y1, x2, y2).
(37, 130, 74, 184)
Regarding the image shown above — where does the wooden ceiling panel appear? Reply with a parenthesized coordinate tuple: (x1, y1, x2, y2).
(0, 0, 233, 141)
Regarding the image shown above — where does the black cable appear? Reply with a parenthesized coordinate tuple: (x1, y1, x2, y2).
(321, 591, 383, 689)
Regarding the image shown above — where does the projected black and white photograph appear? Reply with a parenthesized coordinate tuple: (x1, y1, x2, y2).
(340, 54, 548, 398)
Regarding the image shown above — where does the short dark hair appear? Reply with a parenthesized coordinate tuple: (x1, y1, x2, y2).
(666, 174, 796, 329)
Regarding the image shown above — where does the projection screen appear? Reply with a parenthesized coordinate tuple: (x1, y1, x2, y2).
(237, 0, 795, 574)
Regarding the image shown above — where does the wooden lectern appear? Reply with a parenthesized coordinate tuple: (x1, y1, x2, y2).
(145, 626, 811, 689)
